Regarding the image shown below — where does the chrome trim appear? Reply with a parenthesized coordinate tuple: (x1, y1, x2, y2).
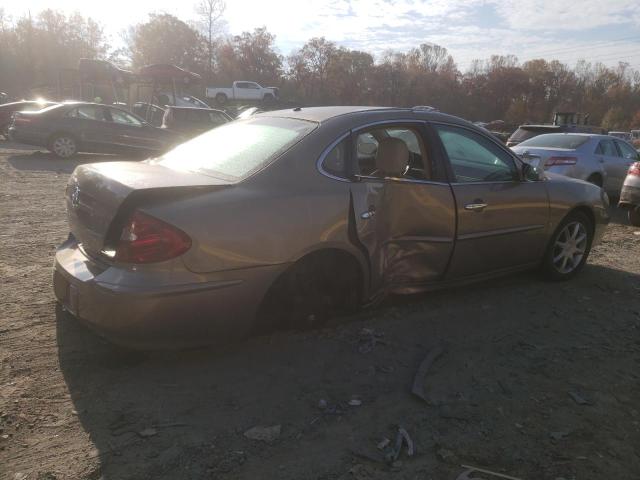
(352, 119, 427, 132)
(316, 131, 352, 182)
(464, 203, 488, 211)
(384, 235, 453, 244)
(458, 224, 545, 241)
(450, 181, 521, 186)
(385, 177, 449, 186)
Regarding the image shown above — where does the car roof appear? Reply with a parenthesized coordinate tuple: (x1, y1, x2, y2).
(255, 105, 473, 127)
(167, 105, 225, 113)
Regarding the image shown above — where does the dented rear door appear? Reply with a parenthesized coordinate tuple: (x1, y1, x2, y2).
(350, 177, 456, 294)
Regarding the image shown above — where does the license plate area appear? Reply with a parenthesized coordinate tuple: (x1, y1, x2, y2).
(53, 270, 79, 316)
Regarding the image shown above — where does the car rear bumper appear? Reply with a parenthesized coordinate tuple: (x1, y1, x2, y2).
(619, 183, 640, 208)
(53, 237, 284, 349)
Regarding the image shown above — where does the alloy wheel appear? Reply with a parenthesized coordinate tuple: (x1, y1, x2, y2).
(52, 136, 76, 158)
(551, 221, 588, 274)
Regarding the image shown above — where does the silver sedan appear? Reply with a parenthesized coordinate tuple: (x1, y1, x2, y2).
(511, 133, 640, 197)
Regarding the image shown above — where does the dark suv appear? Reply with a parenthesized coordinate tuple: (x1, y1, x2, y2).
(161, 106, 231, 138)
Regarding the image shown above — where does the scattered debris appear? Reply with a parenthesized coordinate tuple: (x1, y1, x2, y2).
(376, 438, 390, 450)
(243, 424, 281, 443)
(550, 431, 570, 441)
(317, 399, 327, 410)
(568, 391, 591, 405)
(357, 328, 385, 353)
(348, 397, 362, 407)
(456, 464, 523, 480)
(392, 427, 415, 459)
(436, 447, 455, 463)
(13, 473, 28, 480)
(137, 428, 157, 438)
(411, 345, 445, 403)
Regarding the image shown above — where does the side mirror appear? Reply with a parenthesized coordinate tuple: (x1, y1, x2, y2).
(522, 162, 543, 181)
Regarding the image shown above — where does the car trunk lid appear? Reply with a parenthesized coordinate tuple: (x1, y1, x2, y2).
(66, 161, 231, 257)
(513, 147, 575, 169)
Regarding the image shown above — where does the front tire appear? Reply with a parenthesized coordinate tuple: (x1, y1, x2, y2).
(629, 207, 640, 227)
(49, 134, 77, 158)
(541, 211, 594, 281)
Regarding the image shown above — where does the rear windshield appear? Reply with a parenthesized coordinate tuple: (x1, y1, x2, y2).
(509, 127, 557, 142)
(517, 134, 590, 149)
(157, 117, 316, 180)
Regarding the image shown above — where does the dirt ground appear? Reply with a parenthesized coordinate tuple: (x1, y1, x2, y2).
(1, 141, 639, 480)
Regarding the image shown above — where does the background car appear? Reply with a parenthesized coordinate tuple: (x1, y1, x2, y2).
(0, 100, 58, 139)
(53, 106, 609, 348)
(131, 102, 166, 127)
(161, 106, 231, 138)
(9, 102, 181, 158)
(619, 161, 640, 226)
(511, 133, 640, 197)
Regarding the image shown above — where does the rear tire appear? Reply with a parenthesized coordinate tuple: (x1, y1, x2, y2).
(629, 207, 640, 227)
(541, 211, 594, 281)
(256, 252, 361, 334)
(215, 93, 227, 105)
(49, 134, 77, 158)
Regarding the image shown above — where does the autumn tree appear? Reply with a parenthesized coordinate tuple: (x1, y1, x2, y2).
(126, 14, 206, 72)
(195, 0, 226, 76)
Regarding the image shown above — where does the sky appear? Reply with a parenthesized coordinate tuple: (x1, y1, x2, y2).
(3, 0, 640, 71)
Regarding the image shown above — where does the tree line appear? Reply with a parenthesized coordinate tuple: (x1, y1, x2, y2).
(1, 6, 640, 130)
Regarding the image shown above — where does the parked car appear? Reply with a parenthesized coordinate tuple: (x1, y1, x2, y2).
(53, 106, 610, 348)
(161, 106, 231, 138)
(206, 81, 278, 105)
(608, 131, 632, 141)
(511, 133, 640, 197)
(506, 124, 606, 147)
(155, 93, 210, 109)
(9, 102, 181, 158)
(236, 106, 263, 120)
(132, 102, 166, 127)
(0, 100, 58, 139)
(619, 161, 640, 226)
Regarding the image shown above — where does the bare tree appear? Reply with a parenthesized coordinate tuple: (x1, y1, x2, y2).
(195, 0, 226, 75)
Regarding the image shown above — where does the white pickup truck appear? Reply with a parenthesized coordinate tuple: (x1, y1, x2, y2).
(206, 81, 278, 104)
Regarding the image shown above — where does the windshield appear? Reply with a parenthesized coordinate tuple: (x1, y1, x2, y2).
(518, 134, 590, 149)
(157, 117, 316, 180)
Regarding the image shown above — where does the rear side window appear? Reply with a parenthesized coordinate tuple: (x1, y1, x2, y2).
(509, 127, 544, 143)
(321, 138, 349, 178)
(517, 134, 590, 149)
(68, 105, 107, 121)
(435, 125, 518, 183)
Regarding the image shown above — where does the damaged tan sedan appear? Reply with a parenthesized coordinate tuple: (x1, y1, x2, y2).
(54, 107, 610, 348)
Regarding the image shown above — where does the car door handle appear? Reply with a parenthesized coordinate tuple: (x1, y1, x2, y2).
(464, 202, 488, 212)
(361, 208, 376, 219)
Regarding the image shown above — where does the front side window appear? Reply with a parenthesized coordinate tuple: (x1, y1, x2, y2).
(157, 117, 317, 180)
(596, 139, 619, 157)
(110, 108, 143, 126)
(615, 140, 639, 160)
(435, 124, 518, 183)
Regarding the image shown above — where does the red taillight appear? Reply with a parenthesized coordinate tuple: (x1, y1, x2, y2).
(629, 162, 640, 177)
(114, 210, 191, 264)
(545, 156, 577, 166)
